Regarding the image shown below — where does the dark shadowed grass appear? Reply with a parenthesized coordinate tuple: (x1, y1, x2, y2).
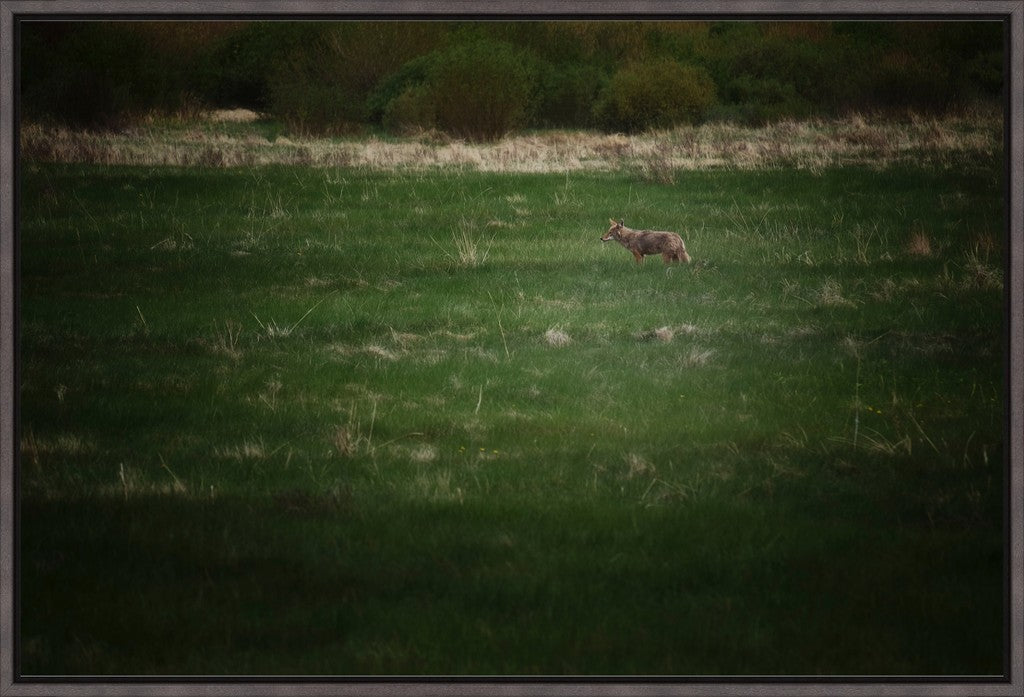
(18, 157, 1004, 675)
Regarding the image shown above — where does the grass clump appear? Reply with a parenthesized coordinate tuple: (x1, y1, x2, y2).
(544, 327, 572, 348)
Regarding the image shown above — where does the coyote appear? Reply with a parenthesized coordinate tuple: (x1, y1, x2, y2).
(601, 219, 692, 264)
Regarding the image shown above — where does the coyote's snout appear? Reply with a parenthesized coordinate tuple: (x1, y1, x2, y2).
(601, 219, 691, 265)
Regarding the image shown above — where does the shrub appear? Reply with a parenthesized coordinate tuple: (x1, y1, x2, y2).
(382, 85, 436, 135)
(532, 62, 608, 129)
(720, 75, 814, 124)
(20, 23, 204, 129)
(374, 39, 537, 141)
(267, 23, 445, 136)
(266, 27, 369, 135)
(201, 23, 314, 110)
(366, 53, 435, 126)
(867, 49, 955, 112)
(595, 59, 717, 132)
(426, 40, 537, 141)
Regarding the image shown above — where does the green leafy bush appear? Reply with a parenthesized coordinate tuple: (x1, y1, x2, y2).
(200, 23, 314, 110)
(595, 59, 717, 132)
(427, 40, 538, 141)
(266, 23, 445, 135)
(532, 62, 608, 128)
(719, 75, 814, 124)
(382, 85, 437, 135)
(18, 21, 1003, 131)
(372, 39, 537, 140)
(366, 54, 436, 127)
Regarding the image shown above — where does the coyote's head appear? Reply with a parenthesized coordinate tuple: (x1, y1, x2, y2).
(601, 219, 625, 242)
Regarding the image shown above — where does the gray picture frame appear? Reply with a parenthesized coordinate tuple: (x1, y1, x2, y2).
(1, 2, 1021, 695)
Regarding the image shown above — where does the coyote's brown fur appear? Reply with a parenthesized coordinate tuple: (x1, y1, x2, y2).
(601, 219, 692, 265)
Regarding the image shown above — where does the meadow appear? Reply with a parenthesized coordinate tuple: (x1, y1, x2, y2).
(17, 115, 1006, 676)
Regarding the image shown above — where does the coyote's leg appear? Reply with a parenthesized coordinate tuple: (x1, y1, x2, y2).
(632, 250, 644, 264)
(662, 252, 674, 264)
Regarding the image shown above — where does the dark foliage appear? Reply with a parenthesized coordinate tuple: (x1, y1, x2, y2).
(594, 59, 717, 132)
(20, 21, 1003, 134)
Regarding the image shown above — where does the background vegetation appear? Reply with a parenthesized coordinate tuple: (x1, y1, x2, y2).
(21, 21, 1003, 138)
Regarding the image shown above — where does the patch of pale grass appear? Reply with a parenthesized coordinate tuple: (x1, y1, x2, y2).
(431, 220, 493, 268)
(364, 344, 400, 361)
(110, 462, 188, 499)
(971, 231, 999, 257)
(626, 453, 654, 479)
(859, 429, 914, 456)
(389, 329, 423, 346)
(654, 326, 674, 342)
(257, 379, 283, 412)
(20, 111, 1001, 172)
(408, 349, 447, 366)
(485, 218, 519, 229)
(209, 320, 243, 359)
(216, 440, 266, 461)
(869, 277, 900, 302)
(330, 340, 408, 362)
(409, 444, 438, 463)
(961, 252, 1003, 291)
(332, 426, 356, 457)
(906, 228, 933, 257)
(787, 324, 820, 339)
(205, 108, 262, 123)
(637, 326, 675, 342)
(956, 237, 1002, 291)
(544, 327, 571, 347)
(331, 399, 429, 460)
(815, 279, 857, 308)
(21, 431, 94, 463)
(841, 335, 864, 358)
(682, 347, 715, 367)
(150, 233, 194, 252)
(409, 469, 463, 503)
(631, 148, 678, 184)
(435, 329, 477, 342)
(259, 319, 293, 339)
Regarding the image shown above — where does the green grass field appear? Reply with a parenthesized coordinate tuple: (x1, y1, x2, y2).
(18, 128, 1005, 675)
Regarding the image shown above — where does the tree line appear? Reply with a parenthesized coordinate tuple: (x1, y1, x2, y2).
(21, 21, 1003, 139)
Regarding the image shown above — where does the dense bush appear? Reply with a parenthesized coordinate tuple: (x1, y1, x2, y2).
(382, 84, 437, 135)
(20, 23, 208, 128)
(266, 23, 446, 135)
(717, 75, 814, 124)
(594, 59, 717, 132)
(200, 23, 313, 109)
(532, 62, 608, 128)
(266, 29, 362, 135)
(426, 40, 538, 141)
(371, 39, 537, 140)
(19, 21, 1003, 132)
(365, 54, 436, 127)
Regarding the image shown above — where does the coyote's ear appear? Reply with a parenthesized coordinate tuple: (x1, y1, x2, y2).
(609, 218, 617, 225)
(618, 219, 624, 226)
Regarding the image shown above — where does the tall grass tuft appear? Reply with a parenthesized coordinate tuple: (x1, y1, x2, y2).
(906, 227, 933, 257)
(432, 219, 493, 268)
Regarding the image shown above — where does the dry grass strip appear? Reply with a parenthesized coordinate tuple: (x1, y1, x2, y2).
(21, 110, 1000, 172)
